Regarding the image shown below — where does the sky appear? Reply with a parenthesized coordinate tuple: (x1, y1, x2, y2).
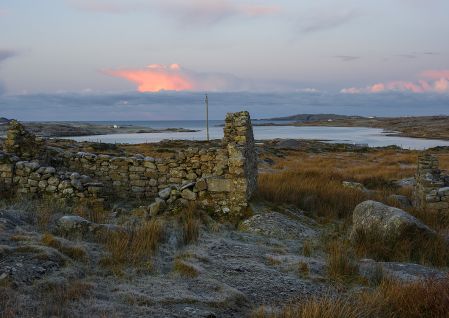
(0, 0, 449, 120)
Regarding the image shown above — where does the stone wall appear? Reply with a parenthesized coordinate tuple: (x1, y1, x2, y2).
(414, 153, 449, 214)
(0, 151, 104, 200)
(0, 111, 258, 220)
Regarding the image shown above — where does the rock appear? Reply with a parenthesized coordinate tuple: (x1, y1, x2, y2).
(158, 187, 172, 200)
(240, 212, 318, 240)
(342, 181, 367, 191)
(149, 198, 167, 217)
(207, 178, 232, 192)
(359, 259, 448, 283)
(394, 177, 416, 187)
(181, 189, 197, 201)
(350, 200, 436, 244)
(56, 215, 91, 239)
(195, 179, 207, 192)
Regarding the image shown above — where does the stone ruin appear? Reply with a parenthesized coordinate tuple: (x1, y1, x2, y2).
(414, 153, 449, 214)
(0, 111, 258, 221)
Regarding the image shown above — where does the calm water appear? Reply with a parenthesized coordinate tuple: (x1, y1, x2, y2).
(65, 121, 449, 150)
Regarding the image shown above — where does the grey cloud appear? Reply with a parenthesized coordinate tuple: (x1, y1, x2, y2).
(0, 49, 18, 63)
(300, 10, 358, 33)
(334, 55, 360, 62)
(1, 91, 449, 121)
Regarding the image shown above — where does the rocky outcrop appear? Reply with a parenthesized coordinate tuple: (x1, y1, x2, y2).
(350, 200, 435, 244)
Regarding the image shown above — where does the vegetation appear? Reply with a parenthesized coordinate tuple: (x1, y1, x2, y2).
(258, 149, 415, 219)
(100, 219, 165, 273)
(252, 277, 449, 318)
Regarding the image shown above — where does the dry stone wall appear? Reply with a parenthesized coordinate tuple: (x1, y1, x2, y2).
(0, 111, 258, 220)
(414, 154, 449, 214)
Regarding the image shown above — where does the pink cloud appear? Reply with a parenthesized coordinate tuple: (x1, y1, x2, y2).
(421, 70, 449, 80)
(341, 70, 449, 94)
(106, 64, 194, 92)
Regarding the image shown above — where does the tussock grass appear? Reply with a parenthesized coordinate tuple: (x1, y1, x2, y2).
(177, 203, 202, 245)
(302, 240, 312, 257)
(173, 258, 200, 278)
(298, 262, 309, 278)
(252, 277, 449, 318)
(326, 241, 359, 282)
(41, 233, 87, 262)
(100, 219, 165, 272)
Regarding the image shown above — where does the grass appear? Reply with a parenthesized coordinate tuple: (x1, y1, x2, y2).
(177, 203, 202, 245)
(73, 198, 107, 224)
(298, 262, 309, 278)
(352, 227, 449, 267)
(41, 233, 87, 262)
(100, 219, 165, 273)
(38, 280, 93, 317)
(173, 258, 200, 278)
(258, 149, 416, 219)
(252, 277, 449, 318)
(302, 240, 312, 257)
(326, 241, 359, 283)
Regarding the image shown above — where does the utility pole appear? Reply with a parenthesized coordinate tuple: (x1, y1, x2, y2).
(205, 93, 210, 141)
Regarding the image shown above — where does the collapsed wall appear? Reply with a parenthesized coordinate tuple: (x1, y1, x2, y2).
(414, 153, 449, 214)
(0, 111, 258, 220)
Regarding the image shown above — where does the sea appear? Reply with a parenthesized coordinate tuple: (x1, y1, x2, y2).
(64, 120, 449, 150)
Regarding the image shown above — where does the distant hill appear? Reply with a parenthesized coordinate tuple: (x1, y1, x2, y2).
(0, 117, 11, 125)
(262, 114, 365, 122)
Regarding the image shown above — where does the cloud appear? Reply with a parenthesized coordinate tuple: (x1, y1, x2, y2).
(334, 55, 360, 62)
(3, 91, 449, 121)
(0, 49, 18, 63)
(68, 0, 279, 25)
(421, 70, 449, 80)
(104, 63, 311, 92)
(300, 9, 358, 33)
(341, 70, 449, 94)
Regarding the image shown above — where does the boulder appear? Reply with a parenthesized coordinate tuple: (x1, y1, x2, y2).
(350, 200, 435, 244)
(56, 215, 91, 239)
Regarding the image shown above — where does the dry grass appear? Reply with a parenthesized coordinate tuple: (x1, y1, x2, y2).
(173, 258, 200, 278)
(39, 280, 93, 317)
(258, 150, 416, 219)
(302, 240, 312, 257)
(36, 198, 72, 230)
(352, 228, 449, 267)
(41, 233, 87, 262)
(253, 277, 449, 318)
(73, 199, 107, 224)
(326, 241, 359, 282)
(177, 203, 202, 245)
(298, 262, 309, 278)
(100, 219, 165, 272)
